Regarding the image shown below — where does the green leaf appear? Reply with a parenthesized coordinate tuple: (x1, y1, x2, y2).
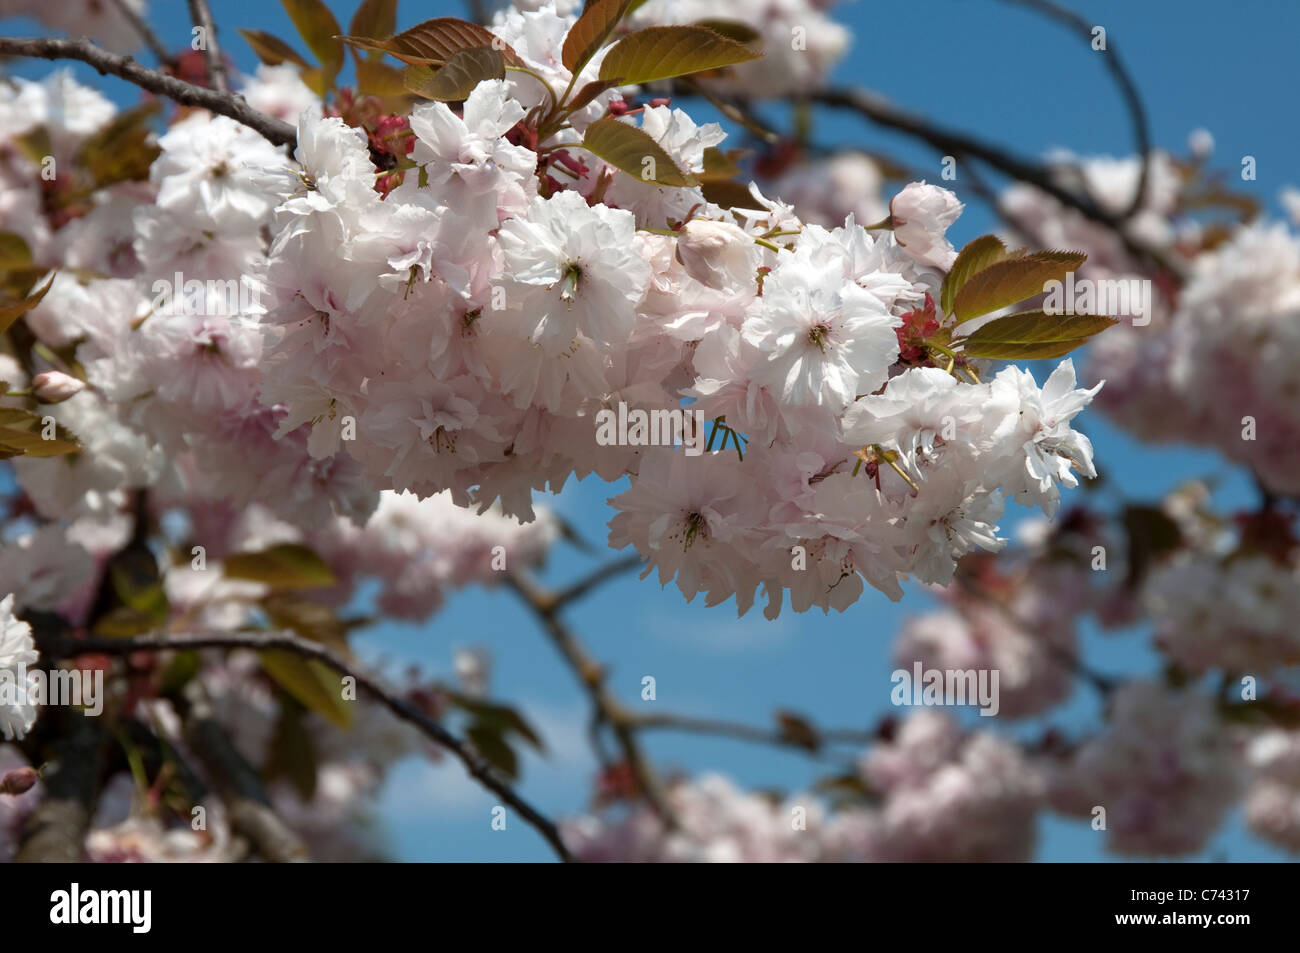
(75, 104, 162, 191)
(940, 234, 1009, 317)
(562, 0, 630, 76)
(451, 695, 545, 752)
(261, 592, 349, 654)
(565, 78, 622, 113)
(598, 25, 762, 85)
(282, 0, 344, 86)
(0, 233, 32, 272)
(581, 116, 697, 187)
(465, 722, 519, 779)
(267, 695, 319, 800)
(93, 606, 160, 638)
(158, 650, 201, 696)
(260, 651, 353, 730)
(0, 272, 54, 337)
(224, 543, 335, 590)
(951, 250, 1087, 324)
(237, 28, 311, 68)
(698, 146, 744, 181)
(775, 710, 820, 752)
(356, 57, 409, 100)
(403, 46, 505, 101)
(0, 406, 82, 457)
(348, 0, 398, 42)
(341, 17, 520, 67)
(955, 309, 1117, 360)
(691, 20, 762, 45)
(1121, 505, 1183, 587)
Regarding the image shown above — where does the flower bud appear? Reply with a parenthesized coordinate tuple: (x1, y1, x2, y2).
(31, 370, 85, 404)
(0, 766, 39, 796)
(889, 182, 963, 271)
(676, 219, 755, 290)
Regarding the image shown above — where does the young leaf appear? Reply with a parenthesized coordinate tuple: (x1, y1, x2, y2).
(356, 57, 410, 100)
(562, 0, 630, 77)
(0, 233, 32, 272)
(348, 0, 398, 42)
(565, 78, 622, 113)
(403, 47, 505, 101)
(341, 17, 521, 68)
(75, 103, 162, 191)
(691, 20, 762, 45)
(282, 0, 344, 85)
(224, 543, 336, 590)
(940, 234, 1009, 317)
(0, 406, 82, 457)
(267, 696, 319, 800)
(955, 309, 1117, 360)
(237, 29, 311, 68)
(951, 250, 1087, 324)
(260, 651, 353, 730)
(581, 116, 697, 187)
(598, 25, 762, 85)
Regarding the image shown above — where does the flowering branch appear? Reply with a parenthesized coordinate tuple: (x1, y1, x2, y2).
(0, 36, 295, 148)
(44, 630, 575, 862)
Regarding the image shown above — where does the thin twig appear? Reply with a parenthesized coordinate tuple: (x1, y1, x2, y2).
(107, 0, 170, 65)
(999, 0, 1151, 221)
(45, 629, 574, 862)
(505, 566, 680, 829)
(187, 0, 229, 94)
(0, 36, 296, 149)
(808, 86, 1183, 280)
(632, 712, 877, 758)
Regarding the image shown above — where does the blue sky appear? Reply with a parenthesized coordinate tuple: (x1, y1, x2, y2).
(4, 0, 1295, 861)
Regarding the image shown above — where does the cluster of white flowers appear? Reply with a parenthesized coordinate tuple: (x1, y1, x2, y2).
(0, 6, 1107, 622)
(1244, 729, 1300, 853)
(0, 595, 38, 741)
(0, 0, 147, 53)
(1045, 682, 1241, 857)
(1145, 553, 1300, 675)
(564, 710, 1043, 862)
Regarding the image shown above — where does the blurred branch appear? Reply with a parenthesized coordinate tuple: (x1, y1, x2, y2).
(632, 711, 878, 758)
(506, 563, 680, 829)
(0, 36, 296, 148)
(187, 0, 229, 94)
(16, 713, 105, 862)
(184, 686, 308, 862)
(107, 0, 170, 65)
(46, 629, 575, 862)
(999, 0, 1151, 221)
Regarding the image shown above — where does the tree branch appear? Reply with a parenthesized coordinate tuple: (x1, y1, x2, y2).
(16, 713, 105, 862)
(807, 86, 1183, 280)
(505, 565, 680, 829)
(187, 0, 230, 94)
(45, 630, 575, 862)
(999, 0, 1152, 221)
(184, 685, 309, 862)
(107, 0, 170, 65)
(0, 36, 295, 149)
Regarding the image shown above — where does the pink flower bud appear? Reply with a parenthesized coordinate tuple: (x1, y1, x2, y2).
(0, 766, 39, 796)
(31, 370, 85, 404)
(889, 182, 964, 271)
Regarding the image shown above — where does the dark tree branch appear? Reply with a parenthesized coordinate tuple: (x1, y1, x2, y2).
(184, 685, 308, 862)
(45, 630, 575, 862)
(0, 36, 296, 149)
(187, 0, 230, 94)
(806, 86, 1183, 280)
(16, 713, 104, 862)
